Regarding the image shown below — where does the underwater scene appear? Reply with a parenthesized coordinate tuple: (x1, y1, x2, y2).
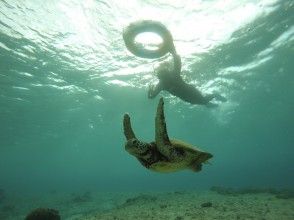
(0, 0, 294, 219)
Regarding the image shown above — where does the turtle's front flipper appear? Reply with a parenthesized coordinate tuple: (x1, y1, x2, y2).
(155, 98, 175, 158)
(123, 114, 137, 140)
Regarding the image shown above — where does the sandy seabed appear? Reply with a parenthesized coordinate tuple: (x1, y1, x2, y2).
(1, 190, 294, 220)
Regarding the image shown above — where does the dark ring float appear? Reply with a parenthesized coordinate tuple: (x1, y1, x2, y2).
(123, 20, 174, 59)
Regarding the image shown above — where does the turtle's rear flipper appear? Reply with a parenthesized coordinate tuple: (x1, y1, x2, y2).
(123, 114, 137, 140)
(189, 163, 202, 172)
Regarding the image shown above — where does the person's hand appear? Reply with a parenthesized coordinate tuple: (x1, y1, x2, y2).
(169, 42, 176, 55)
(148, 84, 155, 99)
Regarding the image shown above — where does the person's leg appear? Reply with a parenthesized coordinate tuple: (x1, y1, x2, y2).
(213, 93, 227, 102)
(205, 93, 227, 102)
(204, 93, 227, 107)
(203, 94, 215, 103)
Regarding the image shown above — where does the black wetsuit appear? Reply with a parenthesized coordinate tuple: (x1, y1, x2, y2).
(148, 53, 214, 105)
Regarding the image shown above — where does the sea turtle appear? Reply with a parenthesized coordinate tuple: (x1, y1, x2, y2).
(123, 97, 213, 173)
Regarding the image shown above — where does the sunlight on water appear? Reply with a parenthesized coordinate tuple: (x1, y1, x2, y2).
(0, 1, 294, 219)
(0, 0, 280, 74)
(0, 0, 289, 127)
(135, 32, 163, 51)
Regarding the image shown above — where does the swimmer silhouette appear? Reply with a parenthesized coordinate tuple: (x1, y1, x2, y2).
(148, 44, 226, 106)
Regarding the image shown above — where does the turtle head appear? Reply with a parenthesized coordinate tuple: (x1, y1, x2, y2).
(125, 138, 150, 157)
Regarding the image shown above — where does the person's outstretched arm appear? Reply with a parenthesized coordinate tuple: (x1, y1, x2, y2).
(169, 45, 181, 77)
(172, 53, 181, 76)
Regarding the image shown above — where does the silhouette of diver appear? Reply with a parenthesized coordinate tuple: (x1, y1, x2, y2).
(148, 44, 226, 106)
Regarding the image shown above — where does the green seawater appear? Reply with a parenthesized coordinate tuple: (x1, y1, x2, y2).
(0, 1, 293, 217)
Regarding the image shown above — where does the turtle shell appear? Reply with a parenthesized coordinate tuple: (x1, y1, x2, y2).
(149, 139, 213, 173)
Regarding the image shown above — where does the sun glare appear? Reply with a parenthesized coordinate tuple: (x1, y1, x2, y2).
(135, 32, 163, 50)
